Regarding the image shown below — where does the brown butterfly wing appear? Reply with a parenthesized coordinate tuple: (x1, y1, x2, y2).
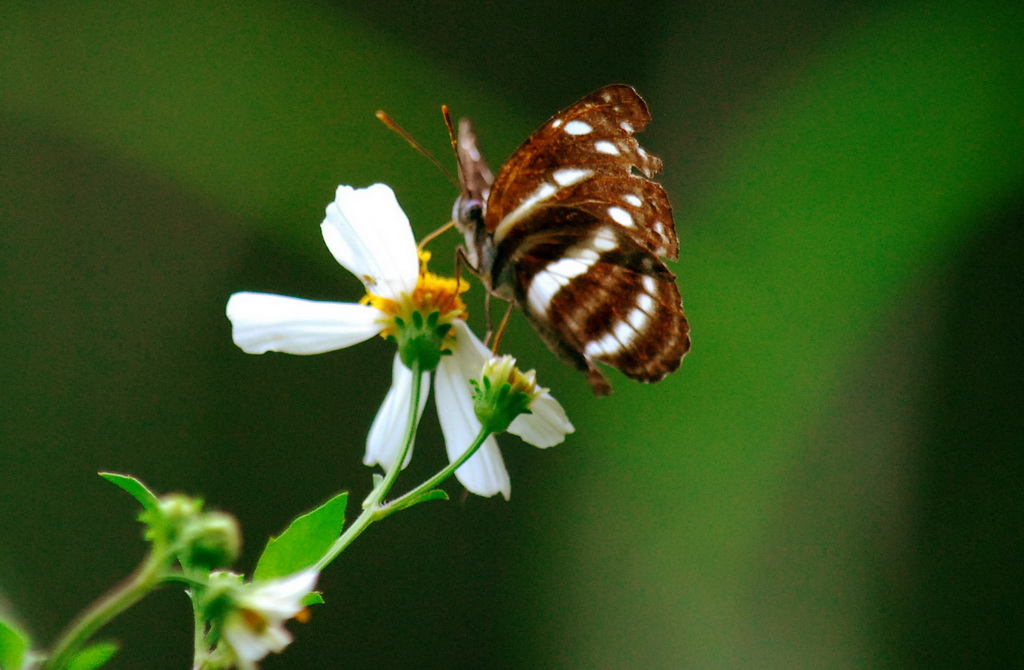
(462, 85, 690, 395)
(485, 84, 679, 261)
(503, 218, 689, 396)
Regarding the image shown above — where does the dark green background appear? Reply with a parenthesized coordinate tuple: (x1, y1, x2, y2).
(2, 1, 1022, 668)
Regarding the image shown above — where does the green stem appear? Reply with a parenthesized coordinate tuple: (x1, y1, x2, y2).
(385, 425, 491, 514)
(363, 360, 422, 510)
(311, 363, 496, 571)
(190, 588, 207, 670)
(43, 550, 166, 670)
(312, 360, 424, 571)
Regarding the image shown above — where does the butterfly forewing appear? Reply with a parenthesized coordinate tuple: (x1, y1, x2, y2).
(455, 117, 493, 204)
(455, 84, 690, 395)
(485, 85, 677, 259)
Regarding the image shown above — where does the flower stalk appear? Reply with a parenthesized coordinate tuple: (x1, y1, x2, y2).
(43, 547, 167, 670)
(313, 359, 427, 572)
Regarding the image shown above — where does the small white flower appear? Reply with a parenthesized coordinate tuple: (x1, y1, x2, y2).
(227, 183, 573, 497)
(435, 321, 574, 500)
(228, 184, 452, 473)
(219, 570, 318, 670)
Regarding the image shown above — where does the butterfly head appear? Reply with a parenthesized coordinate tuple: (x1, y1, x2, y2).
(452, 117, 499, 286)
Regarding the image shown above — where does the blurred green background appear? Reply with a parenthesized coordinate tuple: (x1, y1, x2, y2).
(2, 1, 1022, 668)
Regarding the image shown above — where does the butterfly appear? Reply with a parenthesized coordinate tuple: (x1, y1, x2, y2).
(451, 84, 690, 396)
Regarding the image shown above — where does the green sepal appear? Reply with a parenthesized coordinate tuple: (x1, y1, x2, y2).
(471, 377, 533, 435)
(301, 592, 325, 607)
(66, 641, 118, 670)
(98, 473, 159, 511)
(390, 488, 449, 514)
(414, 489, 449, 503)
(394, 310, 452, 372)
(253, 492, 348, 581)
(0, 618, 30, 670)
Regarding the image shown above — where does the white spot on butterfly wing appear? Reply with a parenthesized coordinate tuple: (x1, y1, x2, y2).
(607, 206, 634, 228)
(551, 118, 564, 129)
(594, 140, 620, 155)
(592, 226, 618, 252)
(584, 332, 618, 358)
(584, 292, 654, 359)
(545, 257, 592, 281)
(627, 306, 650, 332)
(552, 168, 591, 187)
(527, 272, 567, 317)
(564, 120, 593, 135)
(624, 194, 642, 207)
(493, 182, 558, 243)
(573, 246, 601, 263)
(636, 292, 655, 314)
(585, 319, 638, 358)
(526, 245, 600, 316)
(620, 120, 634, 133)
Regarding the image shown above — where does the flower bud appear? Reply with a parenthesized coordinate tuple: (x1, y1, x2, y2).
(153, 494, 241, 571)
(183, 511, 242, 571)
(471, 355, 543, 435)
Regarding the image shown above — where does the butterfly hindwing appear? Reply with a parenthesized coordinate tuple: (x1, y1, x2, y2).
(509, 219, 687, 395)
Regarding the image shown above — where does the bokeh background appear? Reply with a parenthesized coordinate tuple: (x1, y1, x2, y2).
(2, 1, 1022, 668)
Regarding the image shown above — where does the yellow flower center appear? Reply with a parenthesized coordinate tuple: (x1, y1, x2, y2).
(362, 250, 469, 343)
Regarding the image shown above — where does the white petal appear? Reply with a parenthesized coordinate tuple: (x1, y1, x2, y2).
(247, 570, 318, 617)
(435, 322, 511, 499)
(222, 620, 271, 664)
(321, 184, 419, 300)
(450, 319, 493, 367)
(253, 625, 293, 654)
(508, 392, 574, 448)
(226, 292, 383, 355)
(365, 353, 430, 472)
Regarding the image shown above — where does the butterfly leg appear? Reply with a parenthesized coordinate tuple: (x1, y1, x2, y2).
(489, 301, 515, 354)
(454, 244, 492, 342)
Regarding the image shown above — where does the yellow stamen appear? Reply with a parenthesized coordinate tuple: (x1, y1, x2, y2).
(365, 252, 469, 342)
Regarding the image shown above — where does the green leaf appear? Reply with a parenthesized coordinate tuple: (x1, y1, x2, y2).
(0, 618, 30, 670)
(66, 642, 118, 670)
(98, 473, 159, 511)
(253, 492, 348, 581)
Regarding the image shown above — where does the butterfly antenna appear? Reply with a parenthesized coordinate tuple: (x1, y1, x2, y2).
(442, 104, 459, 154)
(375, 109, 459, 188)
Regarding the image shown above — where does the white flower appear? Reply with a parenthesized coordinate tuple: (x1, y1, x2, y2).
(219, 570, 318, 670)
(226, 183, 573, 498)
(227, 184, 444, 474)
(434, 321, 574, 500)
(226, 184, 418, 356)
